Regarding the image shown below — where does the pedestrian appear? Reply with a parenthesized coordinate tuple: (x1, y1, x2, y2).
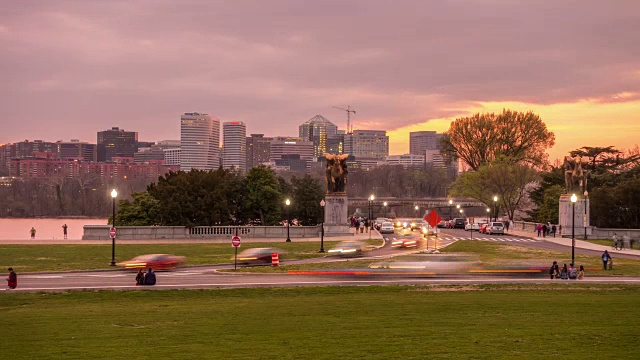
(551, 225, 557, 238)
(62, 224, 68, 239)
(30, 227, 36, 239)
(364, 218, 369, 233)
(568, 263, 578, 280)
(505, 220, 510, 232)
(536, 224, 542, 237)
(601, 250, 611, 270)
(560, 264, 569, 279)
(359, 220, 364, 234)
(577, 265, 585, 280)
(549, 261, 558, 280)
(541, 224, 547, 238)
(612, 233, 619, 250)
(135, 269, 145, 286)
(558, 225, 562, 236)
(6, 267, 17, 289)
(144, 268, 156, 285)
(547, 222, 552, 236)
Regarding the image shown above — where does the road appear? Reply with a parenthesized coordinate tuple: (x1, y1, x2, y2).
(3, 226, 640, 293)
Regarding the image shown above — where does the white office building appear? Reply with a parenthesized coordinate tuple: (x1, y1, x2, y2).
(385, 154, 425, 168)
(163, 148, 181, 166)
(222, 121, 247, 171)
(180, 112, 220, 171)
(343, 130, 389, 160)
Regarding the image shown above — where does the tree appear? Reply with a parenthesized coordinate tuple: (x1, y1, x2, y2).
(113, 192, 161, 226)
(244, 166, 282, 225)
(451, 157, 539, 220)
(591, 178, 640, 228)
(291, 175, 325, 226)
(442, 109, 555, 170)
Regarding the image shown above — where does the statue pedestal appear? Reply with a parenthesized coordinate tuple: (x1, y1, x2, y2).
(324, 193, 352, 237)
(558, 194, 592, 237)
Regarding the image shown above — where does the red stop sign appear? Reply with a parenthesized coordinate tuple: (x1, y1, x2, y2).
(109, 227, 116, 239)
(232, 236, 241, 247)
(424, 211, 442, 228)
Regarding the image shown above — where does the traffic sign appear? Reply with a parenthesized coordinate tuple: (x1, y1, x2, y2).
(232, 235, 241, 247)
(109, 227, 116, 239)
(425, 211, 442, 228)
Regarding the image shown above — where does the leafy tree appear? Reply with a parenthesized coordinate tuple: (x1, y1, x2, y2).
(442, 109, 555, 170)
(291, 175, 325, 225)
(112, 192, 161, 226)
(591, 178, 640, 228)
(451, 157, 538, 220)
(244, 166, 282, 225)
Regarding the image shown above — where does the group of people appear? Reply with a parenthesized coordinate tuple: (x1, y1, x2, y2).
(549, 261, 584, 280)
(28, 224, 69, 239)
(135, 268, 157, 286)
(350, 217, 369, 233)
(536, 222, 560, 238)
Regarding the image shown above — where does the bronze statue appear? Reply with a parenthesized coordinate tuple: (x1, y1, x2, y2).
(325, 154, 349, 193)
(564, 155, 589, 194)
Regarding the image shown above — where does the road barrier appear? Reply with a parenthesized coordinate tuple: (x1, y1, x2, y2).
(271, 252, 280, 267)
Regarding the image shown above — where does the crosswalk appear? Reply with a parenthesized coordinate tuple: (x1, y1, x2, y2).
(435, 235, 539, 243)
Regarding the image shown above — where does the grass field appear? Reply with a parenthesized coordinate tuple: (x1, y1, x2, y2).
(0, 240, 381, 273)
(2, 285, 639, 359)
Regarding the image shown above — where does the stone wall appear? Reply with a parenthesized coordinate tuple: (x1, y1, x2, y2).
(83, 225, 322, 240)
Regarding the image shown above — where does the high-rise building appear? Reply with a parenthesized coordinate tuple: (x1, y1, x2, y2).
(163, 148, 181, 166)
(326, 132, 345, 155)
(97, 127, 138, 162)
(222, 121, 247, 171)
(343, 130, 389, 160)
(410, 131, 442, 156)
(299, 115, 338, 158)
(180, 112, 220, 171)
(56, 140, 97, 162)
(246, 134, 272, 169)
(270, 137, 314, 162)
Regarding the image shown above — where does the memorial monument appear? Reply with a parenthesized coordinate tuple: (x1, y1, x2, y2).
(559, 155, 592, 237)
(323, 153, 352, 236)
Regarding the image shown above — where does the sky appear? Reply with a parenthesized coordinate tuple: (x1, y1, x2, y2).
(1, 0, 639, 161)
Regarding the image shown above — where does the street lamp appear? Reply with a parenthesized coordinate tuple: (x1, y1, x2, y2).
(285, 198, 291, 242)
(110, 189, 117, 266)
(448, 199, 453, 220)
(320, 199, 326, 252)
(368, 195, 375, 239)
(571, 193, 577, 265)
(486, 208, 490, 223)
(383, 201, 388, 217)
(414, 205, 419, 218)
(493, 196, 498, 222)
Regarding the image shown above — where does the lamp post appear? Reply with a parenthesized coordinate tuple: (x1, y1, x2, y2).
(414, 205, 419, 218)
(285, 198, 291, 242)
(110, 189, 117, 266)
(383, 201, 388, 218)
(320, 199, 325, 252)
(486, 208, 490, 223)
(368, 195, 374, 239)
(493, 196, 498, 222)
(571, 193, 577, 265)
(448, 199, 453, 220)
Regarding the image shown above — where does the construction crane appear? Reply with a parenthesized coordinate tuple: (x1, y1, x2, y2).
(333, 105, 356, 134)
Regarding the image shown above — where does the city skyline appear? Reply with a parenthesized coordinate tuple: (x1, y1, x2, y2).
(2, 1, 639, 161)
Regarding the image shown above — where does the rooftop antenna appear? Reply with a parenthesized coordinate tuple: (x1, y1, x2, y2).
(333, 105, 356, 133)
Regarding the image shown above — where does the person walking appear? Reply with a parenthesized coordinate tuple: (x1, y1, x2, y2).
(549, 261, 558, 280)
(551, 225, 557, 238)
(542, 224, 548, 238)
(547, 222, 552, 236)
(577, 265, 585, 280)
(536, 224, 542, 237)
(601, 250, 611, 270)
(144, 268, 156, 285)
(62, 224, 68, 239)
(135, 269, 145, 286)
(364, 218, 369, 233)
(359, 219, 364, 234)
(30, 227, 36, 239)
(505, 220, 510, 232)
(6, 268, 17, 289)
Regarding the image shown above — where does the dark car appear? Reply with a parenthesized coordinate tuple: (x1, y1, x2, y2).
(453, 218, 466, 229)
(235, 248, 282, 264)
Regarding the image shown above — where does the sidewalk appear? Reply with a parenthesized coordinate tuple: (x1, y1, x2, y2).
(0, 227, 383, 245)
(507, 227, 640, 256)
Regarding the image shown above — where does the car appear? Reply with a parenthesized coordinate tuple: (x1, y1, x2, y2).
(118, 254, 185, 271)
(437, 220, 448, 228)
(380, 222, 395, 234)
(421, 224, 437, 236)
(487, 222, 505, 235)
(411, 219, 425, 231)
(465, 223, 480, 231)
(479, 223, 489, 234)
(391, 237, 419, 249)
(375, 218, 389, 230)
(328, 241, 364, 257)
(235, 247, 281, 264)
(453, 218, 466, 229)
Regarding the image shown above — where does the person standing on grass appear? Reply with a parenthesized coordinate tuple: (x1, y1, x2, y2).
(6, 268, 17, 289)
(62, 224, 68, 239)
(601, 250, 611, 270)
(577, 265, 585, 280)
(549, 261, 558, 280)
(30, 227, 36, 239)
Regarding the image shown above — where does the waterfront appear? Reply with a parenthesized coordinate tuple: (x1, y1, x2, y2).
(0, 218, 107, 240)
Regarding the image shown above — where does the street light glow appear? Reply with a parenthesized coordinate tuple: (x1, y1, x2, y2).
(369, 194, 375, 201)
(285, 199, 291, 206)
(383, 201, 387, 207)
(570, 194, 577, 203)
(456, 204, 460, 209)
(449, 199, 453, 205)
(414, 205, 419, 210)
(493, 195, 498, 202)
(486, 208, 490, 213)
(111, 189, 118, 198)
(460, 209, 464, 213)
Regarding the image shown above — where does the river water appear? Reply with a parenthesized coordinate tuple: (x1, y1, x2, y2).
(0, 218, 108, 240)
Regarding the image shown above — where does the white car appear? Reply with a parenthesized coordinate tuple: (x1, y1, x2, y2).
(487, 222, 505, 235)
(465, 223, 480, 231)
(380, 222, 395, 234)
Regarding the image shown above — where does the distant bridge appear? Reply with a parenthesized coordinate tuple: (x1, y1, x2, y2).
(348, 197, 486, 208)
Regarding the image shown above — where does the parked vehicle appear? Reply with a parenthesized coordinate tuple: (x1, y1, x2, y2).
(465, 223, 480, 231)
(487, 222, 505, 235)
(380, 222, 395, 234)
(453, 218, 466, 229)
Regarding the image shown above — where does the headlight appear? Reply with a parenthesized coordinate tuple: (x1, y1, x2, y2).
(403, 222, 408, 227)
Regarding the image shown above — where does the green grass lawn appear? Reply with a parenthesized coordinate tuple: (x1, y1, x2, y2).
(2, 285, 639, 359)
(0, 240, 381, 273)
